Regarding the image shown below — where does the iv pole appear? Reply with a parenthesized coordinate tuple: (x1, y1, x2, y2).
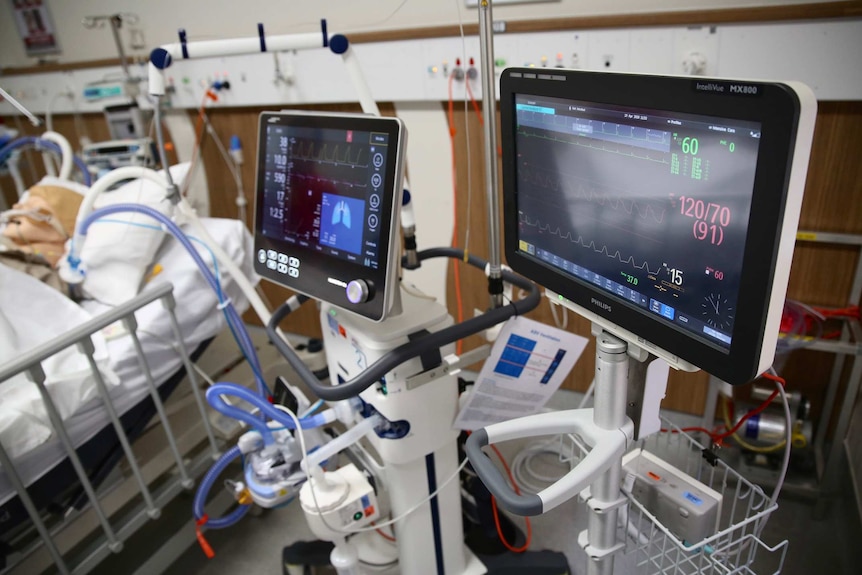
(478, 1, 504, 310)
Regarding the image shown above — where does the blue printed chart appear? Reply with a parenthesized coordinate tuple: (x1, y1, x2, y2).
(454, 316, 589, 430)
(493, 334, 568, 384)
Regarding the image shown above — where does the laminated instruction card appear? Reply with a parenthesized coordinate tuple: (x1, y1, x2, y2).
(454, 316, 588, 430)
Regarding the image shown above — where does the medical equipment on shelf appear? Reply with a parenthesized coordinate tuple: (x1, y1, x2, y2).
(82, 137, 155, 174)
(719, 383, 812, 463)
(465, 68, 816, 575)
(104, 102, 149, 141)
(621, 448, 722, 545)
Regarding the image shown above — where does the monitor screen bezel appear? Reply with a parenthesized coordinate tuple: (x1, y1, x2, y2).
(500, 69, 802, 385)
(253, 111, 405, 321)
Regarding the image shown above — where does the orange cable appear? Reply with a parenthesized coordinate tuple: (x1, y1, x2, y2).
(465, 79, 483, 125)
(182, 90, 217, 197)
(489, 444, 532, 553)
(371, 521, 396, 542)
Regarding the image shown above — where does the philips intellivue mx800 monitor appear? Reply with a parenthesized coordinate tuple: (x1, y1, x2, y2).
(501, 69, 816, 385)
(254, 111, 406, 321)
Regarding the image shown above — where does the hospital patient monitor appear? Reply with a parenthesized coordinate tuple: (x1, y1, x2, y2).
(465, 71, 815, 575)
(500, 69, 816, 385)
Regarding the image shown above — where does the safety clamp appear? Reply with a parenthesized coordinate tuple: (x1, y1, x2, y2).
(579, 486, 628, 514)
(577, 530, 626, 560)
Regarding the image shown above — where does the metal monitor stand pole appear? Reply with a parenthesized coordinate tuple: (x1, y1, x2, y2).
(586, 330, 634, 575)
(478, 1, 504, 309)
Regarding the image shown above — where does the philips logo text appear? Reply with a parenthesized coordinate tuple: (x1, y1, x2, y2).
(590, 298, 612, 312)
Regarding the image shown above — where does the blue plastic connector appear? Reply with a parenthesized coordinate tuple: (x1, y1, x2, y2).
(150, 47, 172, 70)
(329, 34, 349, 55)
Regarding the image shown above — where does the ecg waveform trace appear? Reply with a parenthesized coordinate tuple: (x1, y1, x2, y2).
(581, 119, 666, 143)
(521, 166, 667, 224)
(517, 126, 670, 165)
(293, 172, 367, 190)
(289, 141, 368, 168)
(520, 213, 662, 275)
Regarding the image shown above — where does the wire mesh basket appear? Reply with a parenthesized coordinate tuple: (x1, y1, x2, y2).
(619, 417, 789, 575)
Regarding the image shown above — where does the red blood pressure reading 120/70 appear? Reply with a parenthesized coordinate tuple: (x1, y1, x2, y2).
(679, 196, 731, 246)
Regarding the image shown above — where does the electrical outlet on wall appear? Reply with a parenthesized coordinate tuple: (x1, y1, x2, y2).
(586, 31, 630, 72)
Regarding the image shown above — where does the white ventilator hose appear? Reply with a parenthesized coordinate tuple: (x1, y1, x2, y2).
(41, 131, 72, 179)
(301, 414, 382, 472)
(40, 131, 73, 181)
(177, 199, 274, 324)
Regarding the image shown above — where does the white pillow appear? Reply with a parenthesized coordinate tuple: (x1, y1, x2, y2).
(80, 163, 190, 305)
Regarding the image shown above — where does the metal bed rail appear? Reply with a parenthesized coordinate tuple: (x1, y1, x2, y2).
(0, 282, 220, 575)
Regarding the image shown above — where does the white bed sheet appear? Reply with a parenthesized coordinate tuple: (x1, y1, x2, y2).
(0, 217, 256, 505)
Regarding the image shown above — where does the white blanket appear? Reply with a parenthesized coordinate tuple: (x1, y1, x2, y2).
(0, 266, 117, 459)
(0, 217, 256, 467)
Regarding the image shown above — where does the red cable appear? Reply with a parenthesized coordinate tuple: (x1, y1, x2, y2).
(195, 514, 215, 558)
(489, 444, 532, 553)
(464, 79, 483, 125)
(714, 372, 786, 442)
(371, 521, 396, 542)
(658, 372, 787, 445)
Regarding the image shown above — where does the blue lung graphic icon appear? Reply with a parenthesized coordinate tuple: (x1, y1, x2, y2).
(321, 193, 364, 255)
(332, 200, 352, 229)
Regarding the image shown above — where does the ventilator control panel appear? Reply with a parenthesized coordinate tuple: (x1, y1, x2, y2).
(254, 111, 406, 321)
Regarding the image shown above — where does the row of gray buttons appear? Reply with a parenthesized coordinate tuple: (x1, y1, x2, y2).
(260, 249, 300, 278)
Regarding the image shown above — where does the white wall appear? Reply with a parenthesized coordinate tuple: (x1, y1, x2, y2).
(0, 0, 827, 68)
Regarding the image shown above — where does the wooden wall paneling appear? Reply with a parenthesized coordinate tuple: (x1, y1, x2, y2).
(776, 101, 862, 435)
(797, 102, 862, 234)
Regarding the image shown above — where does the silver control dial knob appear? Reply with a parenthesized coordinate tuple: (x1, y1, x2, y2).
(346, 280, 370, 304)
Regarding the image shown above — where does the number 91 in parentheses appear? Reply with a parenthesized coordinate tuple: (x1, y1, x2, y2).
(693, 220, 724, 245)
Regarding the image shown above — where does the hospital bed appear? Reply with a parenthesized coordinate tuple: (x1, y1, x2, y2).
(0, 216, 256, 574)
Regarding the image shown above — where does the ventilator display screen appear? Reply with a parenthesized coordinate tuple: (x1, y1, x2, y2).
(258, 124, 392, 270)
(253, 111, 405, 322)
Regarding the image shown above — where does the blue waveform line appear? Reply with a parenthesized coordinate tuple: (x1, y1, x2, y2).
(520, 213, 662, 275)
